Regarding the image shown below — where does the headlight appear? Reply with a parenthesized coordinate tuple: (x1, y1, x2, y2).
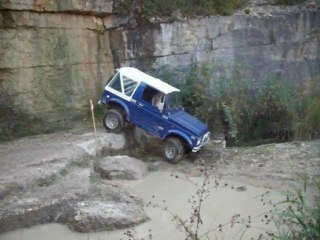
(197, 139, 201, 145)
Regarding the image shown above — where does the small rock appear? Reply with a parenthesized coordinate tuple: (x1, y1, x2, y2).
(94, 156, 148, 180)
(148, 161, 162, 172)
(236, 186, 247, 192)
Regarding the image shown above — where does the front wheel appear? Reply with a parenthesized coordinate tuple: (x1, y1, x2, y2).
(163, 138, 184, 164)
(103, 109, 124, 132)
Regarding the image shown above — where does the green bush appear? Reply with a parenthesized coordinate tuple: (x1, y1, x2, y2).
(152, 63, 320, 146)
(0, 104, 70, 142)
(271, 177, 320, 239)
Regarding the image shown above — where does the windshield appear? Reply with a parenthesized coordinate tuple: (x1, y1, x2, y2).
(168, 92, 183, 109)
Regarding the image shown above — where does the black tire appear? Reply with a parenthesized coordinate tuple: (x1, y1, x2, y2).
(163, 137, 185, 164)
(103, 108, 125, 132)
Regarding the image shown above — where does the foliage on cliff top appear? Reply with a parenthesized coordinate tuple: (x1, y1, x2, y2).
(113, 0, 314, 22)
(113, 0, 250, 20)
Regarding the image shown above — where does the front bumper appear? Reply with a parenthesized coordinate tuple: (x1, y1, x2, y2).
(192, 132, 210, 152)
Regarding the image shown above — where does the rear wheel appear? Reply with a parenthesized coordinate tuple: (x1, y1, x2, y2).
(103, 108, 124, 132)
(163, 138, 184, 164)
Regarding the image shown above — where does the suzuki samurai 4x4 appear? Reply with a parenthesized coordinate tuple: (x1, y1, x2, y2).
(99, 67, 210, 163)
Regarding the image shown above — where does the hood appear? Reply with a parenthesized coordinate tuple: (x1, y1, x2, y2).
(169, 110, 208, 136)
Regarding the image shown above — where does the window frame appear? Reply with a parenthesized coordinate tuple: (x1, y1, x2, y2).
(122, 75, 139, 97)
(107, 72, 122, 92)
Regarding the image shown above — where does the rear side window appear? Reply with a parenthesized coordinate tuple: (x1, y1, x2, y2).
(108, 73, 122, 92)
(123, 76, 138, 96)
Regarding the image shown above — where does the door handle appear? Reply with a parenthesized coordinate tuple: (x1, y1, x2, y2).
(138, 103, 144, 107)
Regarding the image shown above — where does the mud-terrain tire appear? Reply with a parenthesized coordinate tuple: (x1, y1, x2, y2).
(103, 109, 125, 132)
(163, 138, 184, 164)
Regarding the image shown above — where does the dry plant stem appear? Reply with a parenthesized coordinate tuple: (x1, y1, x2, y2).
(194, 173, 209, 238)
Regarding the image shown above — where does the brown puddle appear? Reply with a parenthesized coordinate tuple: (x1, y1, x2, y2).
(0, 171, 282, 240)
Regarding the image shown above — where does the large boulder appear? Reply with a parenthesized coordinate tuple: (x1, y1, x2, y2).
(68, 201, 148, 232)
(95, 155, 148, 180)
(0, 131, 125, 192)
(0, 168, 147, 234)
(0, 169, 91, 233)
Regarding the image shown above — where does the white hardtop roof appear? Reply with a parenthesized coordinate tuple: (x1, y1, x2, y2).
(119, 67, 180, 94)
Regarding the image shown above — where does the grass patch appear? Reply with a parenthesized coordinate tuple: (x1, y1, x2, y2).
(34, 175, 59, 187)
(0, 104, 70, 142)
(59, 168, 69, 177)
(69, 159, 91, 168)
(93, 103, 106, 120)
(270, 176, 320, 239)
(58, 159, 91, 177)
(89, 172, 102, 183)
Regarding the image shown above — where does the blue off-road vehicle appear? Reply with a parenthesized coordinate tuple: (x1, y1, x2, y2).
(99, 67, 210, 163)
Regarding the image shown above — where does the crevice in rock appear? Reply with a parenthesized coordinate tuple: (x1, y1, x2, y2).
(0, 61, 110, 71)
(125, 51, 190, 61)
(0, 9, 112, 18)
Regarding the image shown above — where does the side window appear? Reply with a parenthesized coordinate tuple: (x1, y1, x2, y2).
(108, 73, 122, 92)
(142, 85, 158, 105)
(123, 76, 138, 96)
(142, 85, 164, 110)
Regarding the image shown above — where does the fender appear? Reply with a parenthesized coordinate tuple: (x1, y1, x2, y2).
(165, 129, 193, 149)
(108, 98, 130, 121)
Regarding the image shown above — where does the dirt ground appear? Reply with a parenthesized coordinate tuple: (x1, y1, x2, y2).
(1, 123, 319, 196)
(0, 125, 319, 239)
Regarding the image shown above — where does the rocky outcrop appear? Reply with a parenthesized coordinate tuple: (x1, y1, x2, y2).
(95, 155, 148, 180)
(200, 139, 320, 189)
(0, 168, 148, 233)
(0, 130, 125, 196)
(69, 201, 147, 232)
(0, 169, 90, 233)
(115, 7, 320, 85)
(0, 129, 150, 234)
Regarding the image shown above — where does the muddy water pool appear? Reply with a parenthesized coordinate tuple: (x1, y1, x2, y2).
(0, 171, 282, 240)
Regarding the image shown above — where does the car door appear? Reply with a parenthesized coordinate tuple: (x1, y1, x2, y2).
(131, 84, 167, 138)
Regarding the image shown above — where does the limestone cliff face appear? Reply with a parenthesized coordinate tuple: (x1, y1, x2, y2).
(0, 1, 114, 122)
(0, 0, 319, 123)
(115, 9, 320, 85)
